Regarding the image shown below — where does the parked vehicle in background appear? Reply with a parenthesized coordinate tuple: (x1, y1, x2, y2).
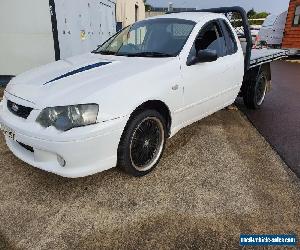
(250, 25, 261, 44)
(236, 25, 261, 44)
(0, 0, 116, 81)
(282, 0, 300, 55)
(0, 7, 288, 178)
(258, 11, 287, 48)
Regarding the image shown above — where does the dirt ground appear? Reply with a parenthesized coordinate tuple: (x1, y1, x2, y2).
(0, 88, 4, 99)
(0, 109, 300, 249)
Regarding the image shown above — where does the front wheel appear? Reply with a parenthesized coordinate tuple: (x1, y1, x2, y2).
(117, 110, 167, 177)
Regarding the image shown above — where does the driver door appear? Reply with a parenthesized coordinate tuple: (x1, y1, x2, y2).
(179, 20, 243, 125)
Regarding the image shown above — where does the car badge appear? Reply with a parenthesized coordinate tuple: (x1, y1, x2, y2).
(11, 103, 19, 112)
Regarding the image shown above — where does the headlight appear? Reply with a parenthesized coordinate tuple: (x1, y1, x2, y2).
(36, 104, 99, 131)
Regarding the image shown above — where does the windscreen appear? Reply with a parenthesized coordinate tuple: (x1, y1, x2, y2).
(94, 18, 196, 57)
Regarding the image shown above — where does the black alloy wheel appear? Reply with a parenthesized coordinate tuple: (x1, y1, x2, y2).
(118, 110, 167, 176)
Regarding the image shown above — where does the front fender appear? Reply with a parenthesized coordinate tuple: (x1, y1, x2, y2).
(92, 58, 183, 122)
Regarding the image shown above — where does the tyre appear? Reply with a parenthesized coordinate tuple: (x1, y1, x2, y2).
(117, 109, 167, 177)
(243, 70, 268, 109)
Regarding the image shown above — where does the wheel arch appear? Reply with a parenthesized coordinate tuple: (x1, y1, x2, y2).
(129, 100, 172, 137)
(242, 62, 271, 95)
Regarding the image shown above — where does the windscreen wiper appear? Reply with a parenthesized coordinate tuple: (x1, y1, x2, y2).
(94, 50, 116, 55)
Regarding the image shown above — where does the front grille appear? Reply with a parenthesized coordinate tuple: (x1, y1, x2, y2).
(7, 100, 33, 119)
(18, 142, 34, 152)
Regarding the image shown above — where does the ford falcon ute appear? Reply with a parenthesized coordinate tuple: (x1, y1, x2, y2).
(0, 7, 288, 177)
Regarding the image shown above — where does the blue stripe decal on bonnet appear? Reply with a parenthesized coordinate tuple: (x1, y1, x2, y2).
(44, 61, 111, 85)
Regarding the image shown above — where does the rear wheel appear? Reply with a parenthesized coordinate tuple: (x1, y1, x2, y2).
(243, 70, 268, 109)
(118, 110, 166, 177)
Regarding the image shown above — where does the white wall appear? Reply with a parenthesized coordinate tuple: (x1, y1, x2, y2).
(55, 0, 116, 59)
(0, 0, 55, 76)
(0, 0, 116, 76)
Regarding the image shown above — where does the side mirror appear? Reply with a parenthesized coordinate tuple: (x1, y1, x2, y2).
(187, 49, 218, 66)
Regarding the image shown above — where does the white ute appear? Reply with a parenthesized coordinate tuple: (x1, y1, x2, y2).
(0, 7, 287, 177)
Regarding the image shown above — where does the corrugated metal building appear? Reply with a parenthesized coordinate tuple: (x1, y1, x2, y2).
(282, 0, 300, 53)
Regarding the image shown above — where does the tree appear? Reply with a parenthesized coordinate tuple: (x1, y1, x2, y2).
(143, 0, 151, 12)
(252, 12, 269, 19)
(247, 8, 257, 18)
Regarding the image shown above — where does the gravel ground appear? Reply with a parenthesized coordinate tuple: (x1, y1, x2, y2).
(0, 109, 299, 249)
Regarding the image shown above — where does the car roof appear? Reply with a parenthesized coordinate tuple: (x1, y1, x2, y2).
(145, 12, 226, 23)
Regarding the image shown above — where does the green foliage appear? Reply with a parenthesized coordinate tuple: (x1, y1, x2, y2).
(247, 8, 256, 18)
(247, 8, 269, 19)
(145, 4, 151, 11)
(251, 12, 269, 19)
(231, 19, 265, 27)
(143, 0, 151, 11)
(249, 19, 265, 25)
(232, 12, 241, 20)
(230, 9, 267, 28)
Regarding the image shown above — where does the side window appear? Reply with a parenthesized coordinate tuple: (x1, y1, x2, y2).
(220, 20, 238, 55)
(189, 21, 227, 61)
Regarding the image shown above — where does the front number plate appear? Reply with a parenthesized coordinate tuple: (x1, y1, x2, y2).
(0, 123, 15, 140)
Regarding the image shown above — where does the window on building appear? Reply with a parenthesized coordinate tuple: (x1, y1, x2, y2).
(294, 5, 300, 26)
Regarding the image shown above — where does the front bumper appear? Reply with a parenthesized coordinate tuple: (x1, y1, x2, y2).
(0, 97, 128, 178)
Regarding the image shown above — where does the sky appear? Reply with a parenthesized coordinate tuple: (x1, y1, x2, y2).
(147, 0, 290, 15)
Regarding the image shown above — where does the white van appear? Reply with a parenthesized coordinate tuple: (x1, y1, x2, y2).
(258, 11, 287, 48)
